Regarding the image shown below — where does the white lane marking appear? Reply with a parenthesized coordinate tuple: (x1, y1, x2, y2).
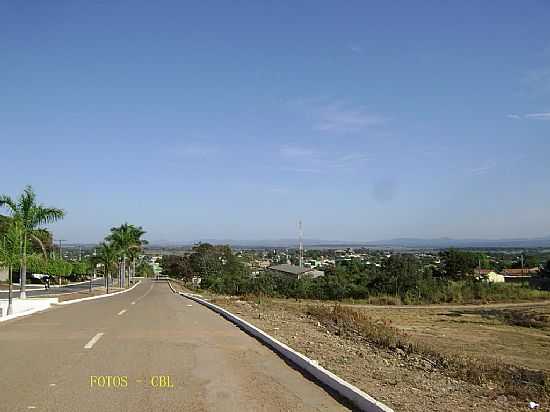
(84, 332, 104, 349)
(27, 407, 36, 409)
(186, 304, 193, 307)
(117, 309, 127, 316)
(132, 283, 154, 305)
(49, 383, 56, 387)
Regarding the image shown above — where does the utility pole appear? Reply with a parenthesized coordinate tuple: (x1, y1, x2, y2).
(298, 220, 303, 268)
(3, 237, 13, 315)
(56, 239, 66, 259)
(7, 265, 13, 315)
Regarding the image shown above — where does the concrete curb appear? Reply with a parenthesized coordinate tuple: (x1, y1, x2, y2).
(10, 278, 104, 290)
(0, 305, 52, 323)
(167, 280, 177, 293)
(49, 278, 105, 289)
(166, 279, 203, 298)
(180, 292, 394, 412)
(56, 281, 142, 305)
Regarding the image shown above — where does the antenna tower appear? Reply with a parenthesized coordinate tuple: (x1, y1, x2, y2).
(299, 220, 303, 268)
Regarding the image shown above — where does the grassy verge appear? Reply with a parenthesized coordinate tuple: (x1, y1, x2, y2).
(306, 304, 550, 401)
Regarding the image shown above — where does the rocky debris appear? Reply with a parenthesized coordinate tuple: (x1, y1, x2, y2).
(213, 298, 533, 412)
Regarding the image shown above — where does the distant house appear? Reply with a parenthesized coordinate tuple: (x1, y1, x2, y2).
(257, 260, 271, 269)
(475, 269, 505, 283)
(502, 268, 539, 283)
(474, 268, 536, 283)
(269, 264, 324, 279)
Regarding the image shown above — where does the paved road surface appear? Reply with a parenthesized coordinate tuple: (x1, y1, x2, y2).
(0, 278, 107, 298)
(0, 279, 349, 411)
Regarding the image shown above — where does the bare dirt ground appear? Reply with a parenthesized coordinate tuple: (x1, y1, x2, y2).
(357, 304, 550, 373)
(266, 297, 550, 372)
(170, 282, 548, 411)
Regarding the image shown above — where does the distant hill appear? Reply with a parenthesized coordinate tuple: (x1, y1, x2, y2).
(147, 238, 352, 248)
(364, 236, 550, 248)
(147, 236, 550, 249)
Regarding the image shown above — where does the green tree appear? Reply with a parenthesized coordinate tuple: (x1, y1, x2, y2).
(160, 255, 193, 280)
(0, 186, 65, 298)
(45, 258, 73, 285)
(190, 243, 224, 277)
(27, 254, 48, 275)
(96, 242, 117, 292)
(126, 225, 147, 284)
(440, 249, 478, 280)
(136, 261, 154, 278)
(0, 219, 23, 315)
(72, 260, 90, 278)
(0, 214, 11, 236)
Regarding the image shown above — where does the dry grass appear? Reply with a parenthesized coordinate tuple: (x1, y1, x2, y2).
(477, 308, 550, 329)
(306, 304, 550, 401)
(365, 295, 403, 305)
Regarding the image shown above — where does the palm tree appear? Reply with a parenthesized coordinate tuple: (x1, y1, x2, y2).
(107, 223, 147, 287)
(96, 242, 117, 293)
(127, 225, 147, 284)
(0, 219, 23, 315)
(106, 223, 132, 288)
(0, 186, 65, 298)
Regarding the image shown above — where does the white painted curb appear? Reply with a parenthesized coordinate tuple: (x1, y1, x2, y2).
(167, 280, 177, 293)
(180, 292, 394, 412)
(0, 305, 52, 323)
(56, 281, 142, 305)
(166, 279, 203, 298)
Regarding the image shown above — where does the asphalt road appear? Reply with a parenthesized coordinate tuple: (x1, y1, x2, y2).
(0, 279, 349, 411)
(0, 278, 106, 298)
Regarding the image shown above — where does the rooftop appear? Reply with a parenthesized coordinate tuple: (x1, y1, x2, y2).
(269, 264, 313, 276)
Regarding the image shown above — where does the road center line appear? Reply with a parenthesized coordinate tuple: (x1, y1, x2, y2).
(84, 332, 104, 349)
(117, 309, 127, 316)
(132, 283, 154, 305)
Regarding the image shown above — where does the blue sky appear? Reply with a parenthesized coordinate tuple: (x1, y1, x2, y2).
(1, 1, 549, 243)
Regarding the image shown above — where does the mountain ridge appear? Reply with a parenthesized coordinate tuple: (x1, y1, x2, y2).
(146, 236, 550, 248)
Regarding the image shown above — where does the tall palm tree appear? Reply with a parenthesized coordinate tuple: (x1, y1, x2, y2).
(127, 225, 147, 284)
(0, 219, 23, 314)
(0, 186, 65, 298)
(96, 242, 117, 293)
(106, 223, 133, 288)
(106, 223, 147, 287)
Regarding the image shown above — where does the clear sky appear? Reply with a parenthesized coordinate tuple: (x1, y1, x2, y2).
(1, 1, 549, 243)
